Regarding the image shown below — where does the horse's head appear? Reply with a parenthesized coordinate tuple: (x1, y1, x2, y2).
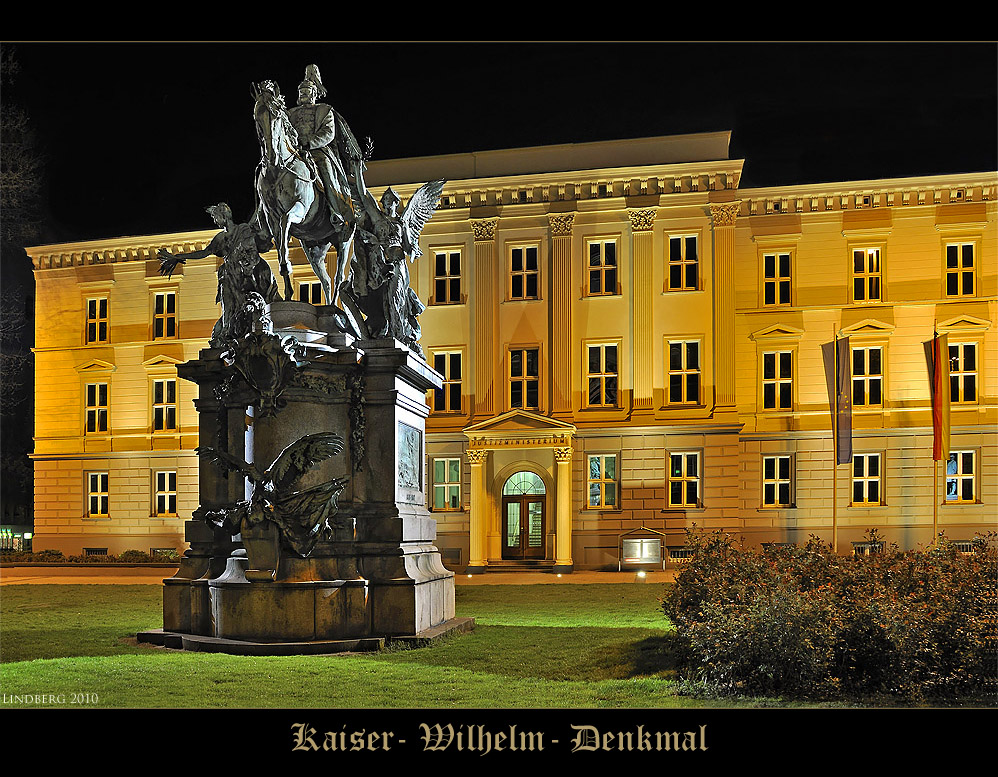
(253, 80, 297, 166)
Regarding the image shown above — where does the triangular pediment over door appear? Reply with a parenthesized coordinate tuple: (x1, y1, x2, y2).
(464, 410, 576, 450)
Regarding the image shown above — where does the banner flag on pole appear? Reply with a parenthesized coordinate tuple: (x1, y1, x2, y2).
(822, 335, 852, 465)
(924, 332, 951, 461)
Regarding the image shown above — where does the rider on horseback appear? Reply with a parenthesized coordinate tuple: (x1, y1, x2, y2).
(287, 65, 362, 233)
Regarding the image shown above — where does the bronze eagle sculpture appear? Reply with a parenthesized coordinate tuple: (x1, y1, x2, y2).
(196, 431, 349, 557)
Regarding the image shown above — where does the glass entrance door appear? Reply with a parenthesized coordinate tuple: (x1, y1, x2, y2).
(501, 472, 546, 560)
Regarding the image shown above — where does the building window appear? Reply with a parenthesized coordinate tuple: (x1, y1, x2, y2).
(431, 458, 461, 510)
(154, 471, 178, 516)
(852, 346, 883, 407)
(432, 351, 462, 412)
(945, 242, 975, 297)
(668, 340, 701, 405)
(586, 239, 618, 296)
(852, 247, 882, 302)
(87, 472, 109, 517)
(433, 250, 462, 304)
(763, 251, 792, 306)
(153, 379, 178, 432)
(86, 297, 108, 344)
(949, 342, 977, 403)
(586, 343, 618, 407)
(587, 454, 617, 509)
(298, 280, 323, 304)
(510, 245, 539, 300)
(852, 453, 882, 506)
(762, 455, 794, 508)
(153, 291, 177, 339)
(762, 351, 793, 410)
(668, 451, 700, 508)
(509, 348, 539, 409)
(945, 451, 976, 503)
(667, 235, 698, 291)
(85, 382, 108, 434)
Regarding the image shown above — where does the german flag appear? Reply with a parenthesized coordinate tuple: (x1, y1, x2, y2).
(925, 332, 951, 461)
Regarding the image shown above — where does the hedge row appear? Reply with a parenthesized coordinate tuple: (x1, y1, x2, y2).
(661, 529, 997, 702)
(0, 548, 180, 564)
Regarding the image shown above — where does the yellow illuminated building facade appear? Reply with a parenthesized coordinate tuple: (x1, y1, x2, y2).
(27, 133, 997, 569)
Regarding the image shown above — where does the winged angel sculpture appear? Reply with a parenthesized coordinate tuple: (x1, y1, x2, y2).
(343, 178, 446, 355)
(196, 432, 349, 558)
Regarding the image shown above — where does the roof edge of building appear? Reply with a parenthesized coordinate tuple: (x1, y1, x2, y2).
(365, 131, 734, 186)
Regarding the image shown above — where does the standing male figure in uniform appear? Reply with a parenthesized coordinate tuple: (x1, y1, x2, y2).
(287, 64, 365, 233)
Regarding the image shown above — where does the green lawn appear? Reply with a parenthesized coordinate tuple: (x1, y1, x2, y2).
(0, 583, 804, 709)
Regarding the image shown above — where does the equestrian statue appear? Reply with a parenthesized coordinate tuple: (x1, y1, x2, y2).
(251, 66, 366, 311)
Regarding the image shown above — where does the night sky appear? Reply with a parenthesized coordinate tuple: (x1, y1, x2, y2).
(4, 41, 997, 246)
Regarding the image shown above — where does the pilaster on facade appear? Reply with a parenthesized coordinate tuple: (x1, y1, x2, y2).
(708, 201, 741, 411)
(471, 218, 499, 418)
(628, 208, 657, 411)
(465, 447, 490, 571)
(549, 212, 576, 416)
(553, 444, 575, 571)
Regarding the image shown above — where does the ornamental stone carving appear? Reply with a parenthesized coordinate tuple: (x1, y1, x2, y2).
(627, 208, 657, 232)
(466, 448, 489, 466)
(470, 218, 498, 242)
(708, 201, 742, 228)
(548, 213, 576, 237)
(553, 447, 574, 463)
(347, 370, 366, 472)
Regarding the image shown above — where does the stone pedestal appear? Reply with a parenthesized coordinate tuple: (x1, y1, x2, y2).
(142, 301, 466, 654)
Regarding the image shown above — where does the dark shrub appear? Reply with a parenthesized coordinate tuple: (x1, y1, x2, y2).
(66, 553, 117, 563)
(117, 550, 152, 563)
(1, 548, 180, 564)
(662, 528, 996, 701)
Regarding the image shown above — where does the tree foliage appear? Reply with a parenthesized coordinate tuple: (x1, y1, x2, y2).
(1, 47, 41, 514)
(1, 48, 43, 246)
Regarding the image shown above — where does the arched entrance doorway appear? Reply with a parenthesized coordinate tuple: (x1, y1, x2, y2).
(501, 471, 546, 560)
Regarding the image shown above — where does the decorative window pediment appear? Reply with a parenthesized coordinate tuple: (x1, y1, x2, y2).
(840, 319, 895, 338)
(141, 355, 183, 370)
(936, 314, 991, 334)
(75, 358, 116, 374)
(749, 323, 805, 342)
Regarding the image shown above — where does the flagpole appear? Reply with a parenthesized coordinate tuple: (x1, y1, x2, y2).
(933, 458, 938, 543)
(832, 326, 838, 555)
(932, 330, 939, 545)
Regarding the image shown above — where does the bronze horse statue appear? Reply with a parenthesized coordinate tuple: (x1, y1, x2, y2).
(250, 80, 355, 309)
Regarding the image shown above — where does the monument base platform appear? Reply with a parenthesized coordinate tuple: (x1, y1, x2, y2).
(165, 314, 462, 652)
(137, 616, 474, 656)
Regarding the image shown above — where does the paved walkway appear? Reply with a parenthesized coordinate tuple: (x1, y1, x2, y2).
(0, 565, 675, 585)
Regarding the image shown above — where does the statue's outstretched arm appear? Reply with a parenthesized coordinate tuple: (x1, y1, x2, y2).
(157, 231, 226, 278)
